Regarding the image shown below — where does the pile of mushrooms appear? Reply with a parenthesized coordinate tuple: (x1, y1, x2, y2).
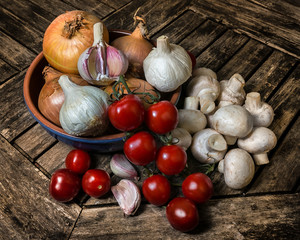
(173, 68, 277, 189)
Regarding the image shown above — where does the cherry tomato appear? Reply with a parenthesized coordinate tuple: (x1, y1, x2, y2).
(142, 175, 171, 206)
(65, 149, 91, 175)
(166, 197, 199, 232)
(124, 131, 157, 166)
(145, 100, 178, 134)
(156, 145, 187, 175)
(108, 94, 145, 131)
(182, 173, 214, 204)
(49, 168, 81, 202)
(82, 169, 111, 198)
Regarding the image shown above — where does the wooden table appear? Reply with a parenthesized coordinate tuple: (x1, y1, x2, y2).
(1, 0, 299, 239)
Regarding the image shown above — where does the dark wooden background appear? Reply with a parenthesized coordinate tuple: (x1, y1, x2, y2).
(0, 0, 299, 239)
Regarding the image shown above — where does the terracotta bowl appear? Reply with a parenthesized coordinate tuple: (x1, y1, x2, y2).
(23, 30, 183, 152)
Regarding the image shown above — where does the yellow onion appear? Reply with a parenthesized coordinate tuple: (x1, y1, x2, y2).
(43, 10, 109, 74)
(111, 15, 153, 79)
(38, 66, 89, 126)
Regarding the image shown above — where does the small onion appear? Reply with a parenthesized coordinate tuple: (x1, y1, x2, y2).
(43, 10, 109, 74)
(111, 16, 153, 79)
(38, 66, 89, 126)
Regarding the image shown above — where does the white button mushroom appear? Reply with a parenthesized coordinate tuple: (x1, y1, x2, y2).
(171, 128, 192, 150)
(237, 127, 277, 165)
(218, 148, 255, 189)
(191, 128, 227, 164)
(217, 73, 246, 107)
(186, 68, 220, 114)
(243, 92, 274, 127)
(211, 105, 253, 145)
(177, 96, 207, 134)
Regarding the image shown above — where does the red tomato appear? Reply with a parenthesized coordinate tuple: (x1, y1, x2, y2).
(142, 175, 171, 206)
(82, 169, 111, 198)
(49, 168, 81, 202)
(156, 145, 187, 175)
(124, 131, 157, 166)
(108, 94, 145, 131)
(182, 173, 214, 204)
(145, 100, 178, 134)
(166, 197, 199, 232)
(65, 149, 91, 175)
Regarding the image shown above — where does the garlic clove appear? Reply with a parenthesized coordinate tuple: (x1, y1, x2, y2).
(110, 154, 139, 180)
(77, 22, 128, 86)
(111, 179, 141, 216)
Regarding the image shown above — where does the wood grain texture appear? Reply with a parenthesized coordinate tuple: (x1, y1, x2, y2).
(0, 135, 81, 240)
(190, 0, 300, 59)
(62, 0, 114, 18)
(14, 124, 57, 160)
(245, 50, 297, 98)
(217, 39, 272, 80)
(70, 193, 300, 239)
(195, 30, 248, 71)
(0, 59, 18, 84)
(0, 71, 36, 141)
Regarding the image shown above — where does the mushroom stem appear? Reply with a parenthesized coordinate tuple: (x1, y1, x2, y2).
(207, 134, 227, 152)
(245, 92, 261, 109)
(184, 96, 198, 110)
(224, 135, 238, 145)
(253, 153, 269, 165)
(218, 159, 224, 173)
(199, 93, 216, 114)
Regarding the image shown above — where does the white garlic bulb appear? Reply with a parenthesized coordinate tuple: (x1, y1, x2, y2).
(143, 35, 192, 92)
(58, 75, 109, 136)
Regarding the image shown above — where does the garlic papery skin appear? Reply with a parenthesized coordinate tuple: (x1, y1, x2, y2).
(187, 68, 220, 114)
(217, 73, 246, 107)
(58, 75, 109, 136)
(191, 128, 227, 164)
(110, 154, 139, 180)
(111, 179, 141, 216)
(243, 92, 274, 127)
(77, 22, 128, 86)
(143, 35, 192, 92)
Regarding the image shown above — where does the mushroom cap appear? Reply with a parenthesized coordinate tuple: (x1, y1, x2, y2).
(212, 105, 253, 138)
(222, 148, 255, 189)
(191, 128, 227, 164)
(237, 127, 277, 154)
(178, 109, 207, 134)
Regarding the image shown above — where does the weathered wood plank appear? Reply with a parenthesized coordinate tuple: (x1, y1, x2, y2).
(62, 0, 114, 18)
(70, 193, 300, 239)
(151, 10, 206, 44)
(99, 0, 132, 10)
(14, 124, 57, 160)
(190, 0, 300, 58)
(245, 50, 297, 98)
(195, 30, 248, 71)
(0, 0, 52, 32)
(249, 0, 300, 22)
(0, 33, 36, 71)
(179, 19, 227, 58)
(217, 39, 272, 80)
(27, 0, 76, 20)
(0, 135, 81, 240)
(0, 59, 18, 84)
(0, 7, 43, 53)
(249, 116, 300, 193)
(0, 70, 36, 141)
(103, 0, 191, 34)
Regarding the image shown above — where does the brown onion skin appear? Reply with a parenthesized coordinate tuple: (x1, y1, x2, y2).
(111, 22, 153, 79)
(43, 10, 109, 74)
(38, 67, 90, 126)
(104, 75, 158, 109)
